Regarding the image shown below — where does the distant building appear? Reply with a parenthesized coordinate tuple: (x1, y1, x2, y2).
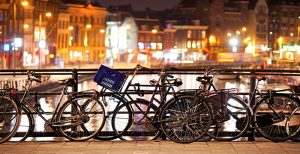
(105, 16, 137, 64)
(59, 0, 107, 65)
(0, 0, 60, 68)
(267, 0, 300, 66)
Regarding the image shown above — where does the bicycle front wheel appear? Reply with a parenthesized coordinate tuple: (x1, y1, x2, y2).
(11, 106, 34, 141)
(57, 95, 105, 141)
(0, 95, 21, 143)
(94, 94, 131, 141)
(253, 94, 300, 141)
(115, 99, 161, 141)
(160, 95, 212, 143)
(209, 94, 251, 141)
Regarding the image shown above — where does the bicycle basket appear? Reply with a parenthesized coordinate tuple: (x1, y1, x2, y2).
(93, 65, 127, 92)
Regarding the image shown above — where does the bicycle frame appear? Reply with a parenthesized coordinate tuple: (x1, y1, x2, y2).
(98, 66, 178, 124)
(14, 78, 73, 127)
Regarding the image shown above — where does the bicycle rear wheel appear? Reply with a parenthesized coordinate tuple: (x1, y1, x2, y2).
(160, 95, 212, 143)
(253, 94, 300, 141)
(0, 95, 21, 143)
(114, 99, 161, 141)
(57, 95, 105, 141)
(209, 94, 251, 141)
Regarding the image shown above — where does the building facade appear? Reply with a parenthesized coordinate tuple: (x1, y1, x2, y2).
(58, 0, 107, 65)
(268, 0, 300, 66)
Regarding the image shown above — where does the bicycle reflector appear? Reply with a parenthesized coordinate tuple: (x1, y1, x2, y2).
(9, 89, 18, 94)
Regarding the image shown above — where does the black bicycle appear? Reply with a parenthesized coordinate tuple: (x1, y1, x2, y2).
(160, 68, 251, 142)
(0, 71, 105, 143)
(94, 65, 192, 141)
(250, 76, 300, 141)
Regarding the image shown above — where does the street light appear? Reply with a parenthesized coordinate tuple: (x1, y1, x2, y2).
(11, 0, 28, 69)
(37, 11, 52, 68)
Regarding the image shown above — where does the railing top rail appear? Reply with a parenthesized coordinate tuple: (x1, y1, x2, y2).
(1, 68, 300, 76)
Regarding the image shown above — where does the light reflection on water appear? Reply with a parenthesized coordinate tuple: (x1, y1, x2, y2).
(13, 74, 292, 140)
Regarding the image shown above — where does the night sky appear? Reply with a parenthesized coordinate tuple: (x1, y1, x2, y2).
(97, 0, 182, 11)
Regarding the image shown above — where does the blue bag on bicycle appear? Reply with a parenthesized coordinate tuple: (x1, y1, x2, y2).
(93, 65, 127, 92)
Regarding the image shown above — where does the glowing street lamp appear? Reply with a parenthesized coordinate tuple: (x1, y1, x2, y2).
(151, 29, 157, 34)
(21, 1, 29, 6)
(100, 29, 105, 33)
(209, 35, 216, 44)
(229, 38, 238, 52)
(45, 12, 52, 17)
(242, 27, 247, 32)
(23, 24, 29, 29)
(86, 24, 92, 29)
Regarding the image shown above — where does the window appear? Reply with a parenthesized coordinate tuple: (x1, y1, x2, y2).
(202, 31, 206, 38)
(70, 16, 73, 23)
(0, 11, 3, 21)
(187, 41, 191, 48)
(187, 30, 192, 39)
(138, 42, 144, 49)
(150, 42, 156, 50)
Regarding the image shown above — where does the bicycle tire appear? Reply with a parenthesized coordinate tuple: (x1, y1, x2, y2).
(94, 94, 131, 140)
(208, 94, 251, 141)
(0, 95, 21, 143)
(160, 95, 212, 143)
(11, 106, 34, 141)
(57, 95, 105, 141)
(253, 94, 300, 141)
(290, 107, 300, 142)
(114, 99, 161, 141)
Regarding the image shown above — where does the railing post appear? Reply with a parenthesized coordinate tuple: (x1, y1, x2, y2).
(72, 68, 78, 93)
(248, 70, 256, 141)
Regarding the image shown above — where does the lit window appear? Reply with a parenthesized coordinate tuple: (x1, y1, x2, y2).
(157, 43, 162, 50)
(138, 42, 144, 49)
(187, 30, 192, 39)
(197, 41, 201, 48)
(192, 41, 197, 48)
(187, 41, 191, 48)
(202, 31, 206, 38)
(151, 42, 156, 50)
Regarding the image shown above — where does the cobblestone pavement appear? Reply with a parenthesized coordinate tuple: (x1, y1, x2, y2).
(1, 140, 300, 154)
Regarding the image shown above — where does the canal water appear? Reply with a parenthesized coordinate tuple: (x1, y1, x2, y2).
(11, 73, 293, 141)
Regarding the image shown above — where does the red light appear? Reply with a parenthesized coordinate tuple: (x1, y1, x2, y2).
(9, 89, 18, 94)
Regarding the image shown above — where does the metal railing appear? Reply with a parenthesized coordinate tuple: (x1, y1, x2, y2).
(1, 68, 300, 141)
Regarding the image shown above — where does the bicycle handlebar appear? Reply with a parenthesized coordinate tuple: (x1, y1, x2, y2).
(27, 70, 42, 83)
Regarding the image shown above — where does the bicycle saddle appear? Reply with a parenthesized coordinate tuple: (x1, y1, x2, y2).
(196, 76, 213, 83)
(58, 78, 76, 87)
(165, 78, 183, 87)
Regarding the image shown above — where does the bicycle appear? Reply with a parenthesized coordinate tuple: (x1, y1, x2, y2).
(0, 71, 105, 143)
(94, 64, 197, 141)
(160, 68, 251, 142)
(188, 69, 300, 141)
(250, 76, 300, 141)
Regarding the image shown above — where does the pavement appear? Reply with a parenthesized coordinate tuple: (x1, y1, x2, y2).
(1, 140, 300, 154)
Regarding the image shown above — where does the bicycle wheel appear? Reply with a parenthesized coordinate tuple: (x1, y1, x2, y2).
(57, 95, 105, 141)
(208, 94, 251, 141)
(115, 99, 161, 141)
(289, 107, 300, 142)
(160, 95, 212, 143)
(11, 106, 34, 141)
(0, 95, 21, 143)
(253, 94, 300, 141)
(94, 94, 131, 140)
